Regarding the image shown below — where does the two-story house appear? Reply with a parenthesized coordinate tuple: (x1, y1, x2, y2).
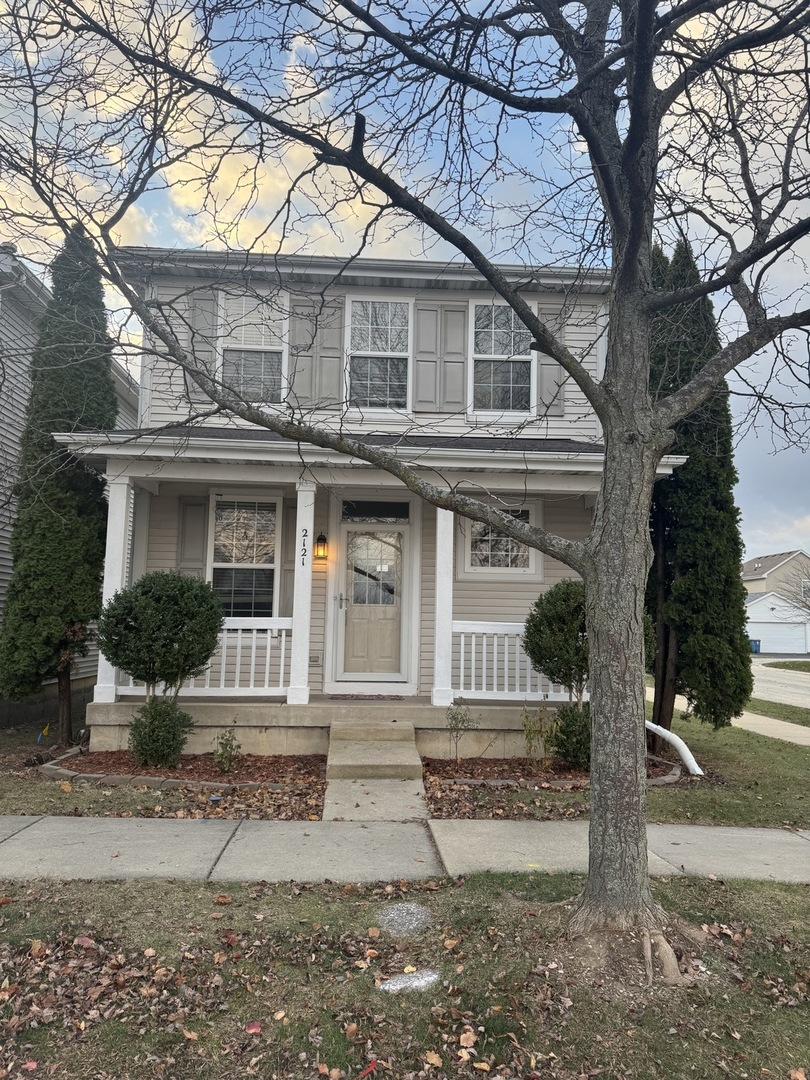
(743, 550, 810, 654)
(67, 250, 683, 754)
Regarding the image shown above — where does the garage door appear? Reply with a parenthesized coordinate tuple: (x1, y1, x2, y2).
(747, 621, 807, 653)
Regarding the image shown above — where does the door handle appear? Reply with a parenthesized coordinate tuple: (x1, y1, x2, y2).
(339, 592, 349, 609)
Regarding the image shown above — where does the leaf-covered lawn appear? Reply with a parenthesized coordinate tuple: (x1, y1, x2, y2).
(0, 875, 807, 1079)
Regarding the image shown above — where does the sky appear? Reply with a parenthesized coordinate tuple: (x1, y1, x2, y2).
(6, 0, 809, 561)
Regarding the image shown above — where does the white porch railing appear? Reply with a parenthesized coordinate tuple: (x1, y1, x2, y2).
(451, 621, 571, 702)
(119, 618, 293, 697)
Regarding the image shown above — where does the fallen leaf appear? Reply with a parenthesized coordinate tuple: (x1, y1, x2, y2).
(424, 1051, 442, 1067)
(459, 1030, 477, 1047)
(73, 937, 96, 949)
(0, 896, 14, 906)
(473, 1064, 490, 1073)
(182, 1029, 199, 1041)
(789, 1070, 807, 1080)
(273, 1009, 286, 1021)
(245, 1021, 262, 1035)
(214, 894, 232, 906)
(444, 938, 460, 950)
(59, 781, 72, 793)
(21, 1063, 37, 1073)
(404, 965, 417, 974)
(29, 939, 45, 958)
(144, 947, 156, 958)
(368, 927, 381, 939)
(346, 1022, 358, 1039)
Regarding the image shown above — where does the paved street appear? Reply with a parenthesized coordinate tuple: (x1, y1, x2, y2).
(751, 657, 809, 708)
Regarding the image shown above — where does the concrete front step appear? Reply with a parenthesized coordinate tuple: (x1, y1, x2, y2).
(326, 720, 423, 779)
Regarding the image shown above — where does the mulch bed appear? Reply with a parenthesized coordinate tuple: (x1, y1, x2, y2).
(60, 750, 327, 784)
(422, 755, 674, 785)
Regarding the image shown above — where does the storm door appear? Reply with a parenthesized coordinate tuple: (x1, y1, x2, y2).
(337, 500, 410, 681)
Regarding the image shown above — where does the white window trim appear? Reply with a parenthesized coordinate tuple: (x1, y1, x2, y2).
(206, 489, 285, 619)
(455, 499, 544, 581)
(467, 299, 537, 422)
(216, 288, 290, 407)
(801, 578, 810, 602)
(344, 294, 413, 415)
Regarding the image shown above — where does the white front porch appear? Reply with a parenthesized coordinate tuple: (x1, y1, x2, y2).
(94, 464, 593, 710)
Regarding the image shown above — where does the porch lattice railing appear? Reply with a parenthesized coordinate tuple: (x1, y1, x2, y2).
(451, 621, 571, 702)
(119, 618, 293, 697)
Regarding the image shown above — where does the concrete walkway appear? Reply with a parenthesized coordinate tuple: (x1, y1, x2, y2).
(0, 815, 807, 884)
(645, 688, 810, 746)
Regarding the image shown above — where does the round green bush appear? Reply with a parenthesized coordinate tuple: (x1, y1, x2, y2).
(553, 703, 591, 771)
(523, 580, 588, 706)
(97, 571, 224, 696)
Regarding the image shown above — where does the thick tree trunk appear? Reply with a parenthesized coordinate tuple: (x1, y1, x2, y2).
(57, 665, 72, 746)
(651, 507, 667, 730)
(569, 433, 664, 934)
(657, 621, 678, 733)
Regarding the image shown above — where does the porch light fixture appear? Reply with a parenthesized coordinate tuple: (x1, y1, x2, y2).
(314, 533, 328, 560)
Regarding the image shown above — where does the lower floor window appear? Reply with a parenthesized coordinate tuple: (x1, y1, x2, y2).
(473, 359, 531, 411)
(350, 355, 408, 408)
(212, 567, 274, 617)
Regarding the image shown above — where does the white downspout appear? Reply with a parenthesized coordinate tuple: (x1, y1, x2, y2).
(645, 720, 705, 777)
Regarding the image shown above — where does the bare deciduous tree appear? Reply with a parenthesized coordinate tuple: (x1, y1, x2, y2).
(1, 0, 810, 953)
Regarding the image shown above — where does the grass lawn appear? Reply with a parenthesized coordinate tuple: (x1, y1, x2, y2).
(0, 874, 807, 1080)
(744, 697, 810, 728)
(763, 660, 810, 674)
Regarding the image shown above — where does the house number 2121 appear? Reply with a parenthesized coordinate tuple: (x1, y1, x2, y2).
(300, 527, 309, 566)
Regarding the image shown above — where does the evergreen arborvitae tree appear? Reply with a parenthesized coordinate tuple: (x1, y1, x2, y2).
(0, 225, 118, 743)
(647, 240, 752, 731)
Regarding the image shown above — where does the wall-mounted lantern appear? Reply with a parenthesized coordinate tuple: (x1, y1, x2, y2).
(314, 533, 328, 561)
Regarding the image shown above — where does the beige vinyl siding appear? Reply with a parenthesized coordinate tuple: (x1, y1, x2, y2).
(452, 496, 591, 623)
(143, 278, 605, 441)
(143, 280, 202, 428)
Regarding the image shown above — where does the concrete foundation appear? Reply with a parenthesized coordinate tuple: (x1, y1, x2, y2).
(86, 697, 547, 759)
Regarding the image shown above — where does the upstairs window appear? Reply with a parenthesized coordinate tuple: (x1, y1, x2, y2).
(349, 300, 409, 409)
(211, 499, 277, 617)
(221, 294, 285, 404)
(472, 304, 533, 412)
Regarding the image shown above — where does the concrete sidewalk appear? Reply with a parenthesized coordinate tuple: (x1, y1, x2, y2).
(0, 815, 807, 884)
(645, 688, 810, 746)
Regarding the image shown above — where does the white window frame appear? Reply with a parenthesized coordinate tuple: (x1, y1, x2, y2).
(217, 289, 290, 406)
(456, 499, 543, 581)
(345, 295, 413, 414)
(206, 490, 284, 618)
(468, 300, 537, 421)
(801, 578, 810, 602)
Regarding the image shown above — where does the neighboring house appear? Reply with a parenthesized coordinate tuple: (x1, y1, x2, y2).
(64, 250, 685, 752)
(0, 242, 139, 723)
(743, 550, 810, 654)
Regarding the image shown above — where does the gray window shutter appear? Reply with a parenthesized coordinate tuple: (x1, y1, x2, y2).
(441, 305, 467, 412)
(290, 298, 345, 408)
(186, 290, 218, 405)
(414, 303, 468, 412)
(177, 499, 208, 578)
(536, 302, 565, 417)
(413, 303, 440, 411)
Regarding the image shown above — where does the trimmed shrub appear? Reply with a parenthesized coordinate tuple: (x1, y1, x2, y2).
(523, 580, 588, 707)
(128, 698, 194, 768)
(553, 703, 591, 771)
(97, 571, 224, 698)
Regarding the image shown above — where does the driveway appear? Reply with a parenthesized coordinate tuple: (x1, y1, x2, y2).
(751, 657, 809, 707)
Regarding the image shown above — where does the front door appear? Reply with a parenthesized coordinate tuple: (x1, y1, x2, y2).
(336, 499, 411, 682)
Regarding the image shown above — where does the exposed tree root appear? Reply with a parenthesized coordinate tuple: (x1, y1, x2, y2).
(563, 893, 699, 989)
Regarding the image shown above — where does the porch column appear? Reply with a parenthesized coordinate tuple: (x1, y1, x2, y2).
(287, 479, 316, 705)
(95, 474, 133, 703)
(432, 507, 455, 706)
